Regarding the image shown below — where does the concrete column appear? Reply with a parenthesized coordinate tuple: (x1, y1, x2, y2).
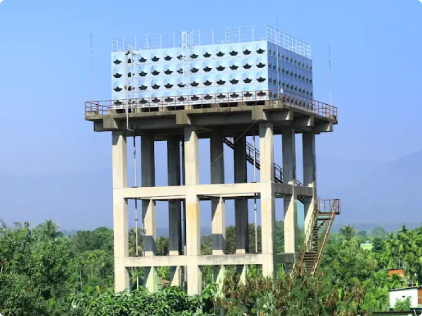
(144, 267, 158, 293)
(303, 133, 317, 240)
(234, 135, 249, 254)
(141, 133, 158, 292)
(259, 123, 276, 278)
(184, 127, 201, 295)
(141, 134, 156, 257)
(282, 128, 297, 184)
(210, 131, 226, 255)
(210, 130, 224, 184)
(168, 140, 182, 287)
(212, 197, 226, 255)
(213, 265, 226, 296)
(112, 131, 129, 292)
(187, 264, 202, 296)
(170, 266, 182, 287)
(282, 128, 298, 253)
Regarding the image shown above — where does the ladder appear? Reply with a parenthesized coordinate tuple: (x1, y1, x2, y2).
(296, 199, 341, 275)
(223, 136, 341, 274)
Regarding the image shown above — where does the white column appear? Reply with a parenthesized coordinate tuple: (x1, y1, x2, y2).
(282, 128, 298, 253)
(167, 139, 182, 287)
(303, 133, 317, 240)
(112, 131, 129, 292)
(210, 131, 226, 255)
(259, 123, 276, 278)
(184, 127, 202, 295)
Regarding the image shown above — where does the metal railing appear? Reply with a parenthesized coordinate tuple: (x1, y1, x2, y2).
(85, 90, 338, 120)
(295, 198, 341, 275)
(111, 25, 311, 59)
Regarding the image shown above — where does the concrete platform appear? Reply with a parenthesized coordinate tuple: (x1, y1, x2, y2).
(85, 100, 337, 137)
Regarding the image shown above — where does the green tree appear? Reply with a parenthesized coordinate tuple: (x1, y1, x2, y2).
(339, 225, 356, 241)
(393, 297, 412, 311)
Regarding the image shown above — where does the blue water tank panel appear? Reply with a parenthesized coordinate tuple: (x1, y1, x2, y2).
(112, 39, 313, 106)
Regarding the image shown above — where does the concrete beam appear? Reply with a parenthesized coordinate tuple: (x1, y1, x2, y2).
(122, 186, 186, 200)
(124, 254, 265, 267)
(313, 122, 333, 133)
(123, 183, 309, 201)
(196, 183, 261, 198)
(176, 112, 191, 125)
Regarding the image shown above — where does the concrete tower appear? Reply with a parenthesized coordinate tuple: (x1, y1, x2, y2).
(85, 25, 340, 295)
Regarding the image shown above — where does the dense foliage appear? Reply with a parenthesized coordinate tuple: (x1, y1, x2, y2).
(1, 220, 421, 315)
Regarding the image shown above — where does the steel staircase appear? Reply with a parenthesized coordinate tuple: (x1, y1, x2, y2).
(222, 137, 340, 275)
(223, 137, 305, 203)
(297, 199, 341, 275)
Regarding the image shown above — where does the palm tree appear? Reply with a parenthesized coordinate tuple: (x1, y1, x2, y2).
(36, 219, 63, 240)
(156, 237, 168, 256)
(339, 225, 356, 241)
(129, 228, 143, 257)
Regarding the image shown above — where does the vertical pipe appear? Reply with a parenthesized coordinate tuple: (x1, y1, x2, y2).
(253, 130, 258, 254)
(329, 44, 332, 105)
(133, 136, 139, 289)
(131, 52, 134, 110)
(276, 20, 280, 93)
(90, 34, 93, 103)
(181, 140, 187, 288)
(125, 53, 129, 130)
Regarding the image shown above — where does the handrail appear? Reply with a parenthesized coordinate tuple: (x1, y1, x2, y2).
(85, 89, 338, 120)
(312, 199, 339, 274)
(223, 137, 304, 187)
(294, 198, 341, 275)
(296, 199, 319, 267)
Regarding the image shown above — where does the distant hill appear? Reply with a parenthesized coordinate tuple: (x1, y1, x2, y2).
(328, 151, 422, 225)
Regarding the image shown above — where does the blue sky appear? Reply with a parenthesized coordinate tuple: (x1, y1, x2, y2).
(0, 0, 421, 177)
(0, 0, 421, 229)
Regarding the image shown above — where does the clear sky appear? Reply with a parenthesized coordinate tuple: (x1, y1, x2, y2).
(0, 0, 421, 178)
(0, 0, 421, 229)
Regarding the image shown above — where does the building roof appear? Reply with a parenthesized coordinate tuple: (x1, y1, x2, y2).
(389, 286, 422, 292)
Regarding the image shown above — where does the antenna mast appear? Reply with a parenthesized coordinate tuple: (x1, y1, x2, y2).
(90, 34, 93, 102)
(329, 44, 332, 105)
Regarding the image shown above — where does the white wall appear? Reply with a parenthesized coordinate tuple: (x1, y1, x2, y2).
(389, 288, 418, 309)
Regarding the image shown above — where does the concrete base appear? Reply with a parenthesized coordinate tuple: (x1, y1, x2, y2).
(98, 100, 332, 295)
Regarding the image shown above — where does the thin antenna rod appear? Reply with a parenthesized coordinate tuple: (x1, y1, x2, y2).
(276, 19, 280, 92)
(125, 51, 129, 130)
(253, 130, 258, 254)
(90, 34, 93, 102)
(133, 136, 139, 289)
(329, 44, 332, 105)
